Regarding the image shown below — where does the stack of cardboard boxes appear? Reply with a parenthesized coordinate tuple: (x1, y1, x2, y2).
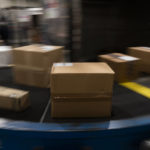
(51, 62, 114, 118)
(13, 44, 64, 88)
(99, 53, 140, 82)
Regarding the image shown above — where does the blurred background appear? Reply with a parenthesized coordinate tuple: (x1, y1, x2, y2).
(0, 0, 150, 61)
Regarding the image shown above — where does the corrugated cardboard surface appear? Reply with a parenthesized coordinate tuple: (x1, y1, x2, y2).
(13, 66, 50, 88)
(99, 53, 140, 82)
(51, 62, 114, 118)
(51, 97, 112, 118)
(13, 44, 64, 70)
(128, 47, 150, 73)
(0, 86, 29, 111)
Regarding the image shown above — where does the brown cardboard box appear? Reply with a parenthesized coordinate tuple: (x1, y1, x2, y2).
(128, 47, 150, 73)
(0, 86, 29, 111)
(51, 63, 114, 95)
(99, 53, 140, 82)
(13, 66, 50, 88)
(13, 44, 64, 88)
(13, 44, 64, 70)
(51, 62, 114, 118)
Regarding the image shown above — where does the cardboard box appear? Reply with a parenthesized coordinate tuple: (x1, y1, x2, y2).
(0, 86, 29, 111)
(51, 62, 114, 118)
(99, 53, 140, 82)
(13, 44, 64, 88)
(13, 66, 50, 88)
(13, 44, 64, 70)
(128, 47, 150, 73)
(51, 62, 114, 95)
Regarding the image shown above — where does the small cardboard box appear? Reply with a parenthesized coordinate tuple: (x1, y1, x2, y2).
(13, 66, 50, 88)
(13, 44, 64, 70)
(0, 86, 29, 111)
(51, 62, 114, 118)
(99, 53, 140, 82)
(128, 47, 150, 73)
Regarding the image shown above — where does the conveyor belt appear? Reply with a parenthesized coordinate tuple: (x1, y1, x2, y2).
(0, 67, 150, 123)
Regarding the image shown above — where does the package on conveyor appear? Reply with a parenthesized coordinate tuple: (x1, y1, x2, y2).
(99, 53, 140, 82)
(0, 46, 12, 66)
(0, 86, 30, 111)
(13, 44, 64, 88)
(128, 47, 150, 73)
(13, 66, 50, 88)
(50, 62, 114, 118)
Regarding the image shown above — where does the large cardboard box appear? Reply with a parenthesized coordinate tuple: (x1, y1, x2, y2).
(128, 47, 150, 73)
(13, 66, 50, 88)
(0, 86, 29, 111)
(51, 62, 114, 118)
(99, 53, 140, 82)
(13, 44, 64, 70)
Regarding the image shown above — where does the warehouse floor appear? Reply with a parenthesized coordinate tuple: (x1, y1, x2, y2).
(0, 67, 150, 123)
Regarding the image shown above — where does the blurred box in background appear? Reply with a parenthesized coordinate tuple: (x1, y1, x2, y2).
(0, 86, 29, 111)
(13, 44, 64, 88)
(51, 62, 114, 118)
(13, 45, 64, 69)
(128, 47, 150, 73)
(0, 46, 12, 67)
(99, 53, 140, 82)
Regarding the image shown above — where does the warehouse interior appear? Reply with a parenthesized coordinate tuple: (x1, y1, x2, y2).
(0, 0, 150, 150)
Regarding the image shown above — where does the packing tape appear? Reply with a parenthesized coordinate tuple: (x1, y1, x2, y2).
(120, 82, 150, 99)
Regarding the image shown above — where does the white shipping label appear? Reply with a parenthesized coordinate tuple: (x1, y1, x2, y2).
(0, 46, 12, 52)
(119, 56, 138, 61)
(140, 47, 150, 49)
(41, 46, 55, 51)
(10, 94, 17, 98)
(54, 63, 73, 67)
